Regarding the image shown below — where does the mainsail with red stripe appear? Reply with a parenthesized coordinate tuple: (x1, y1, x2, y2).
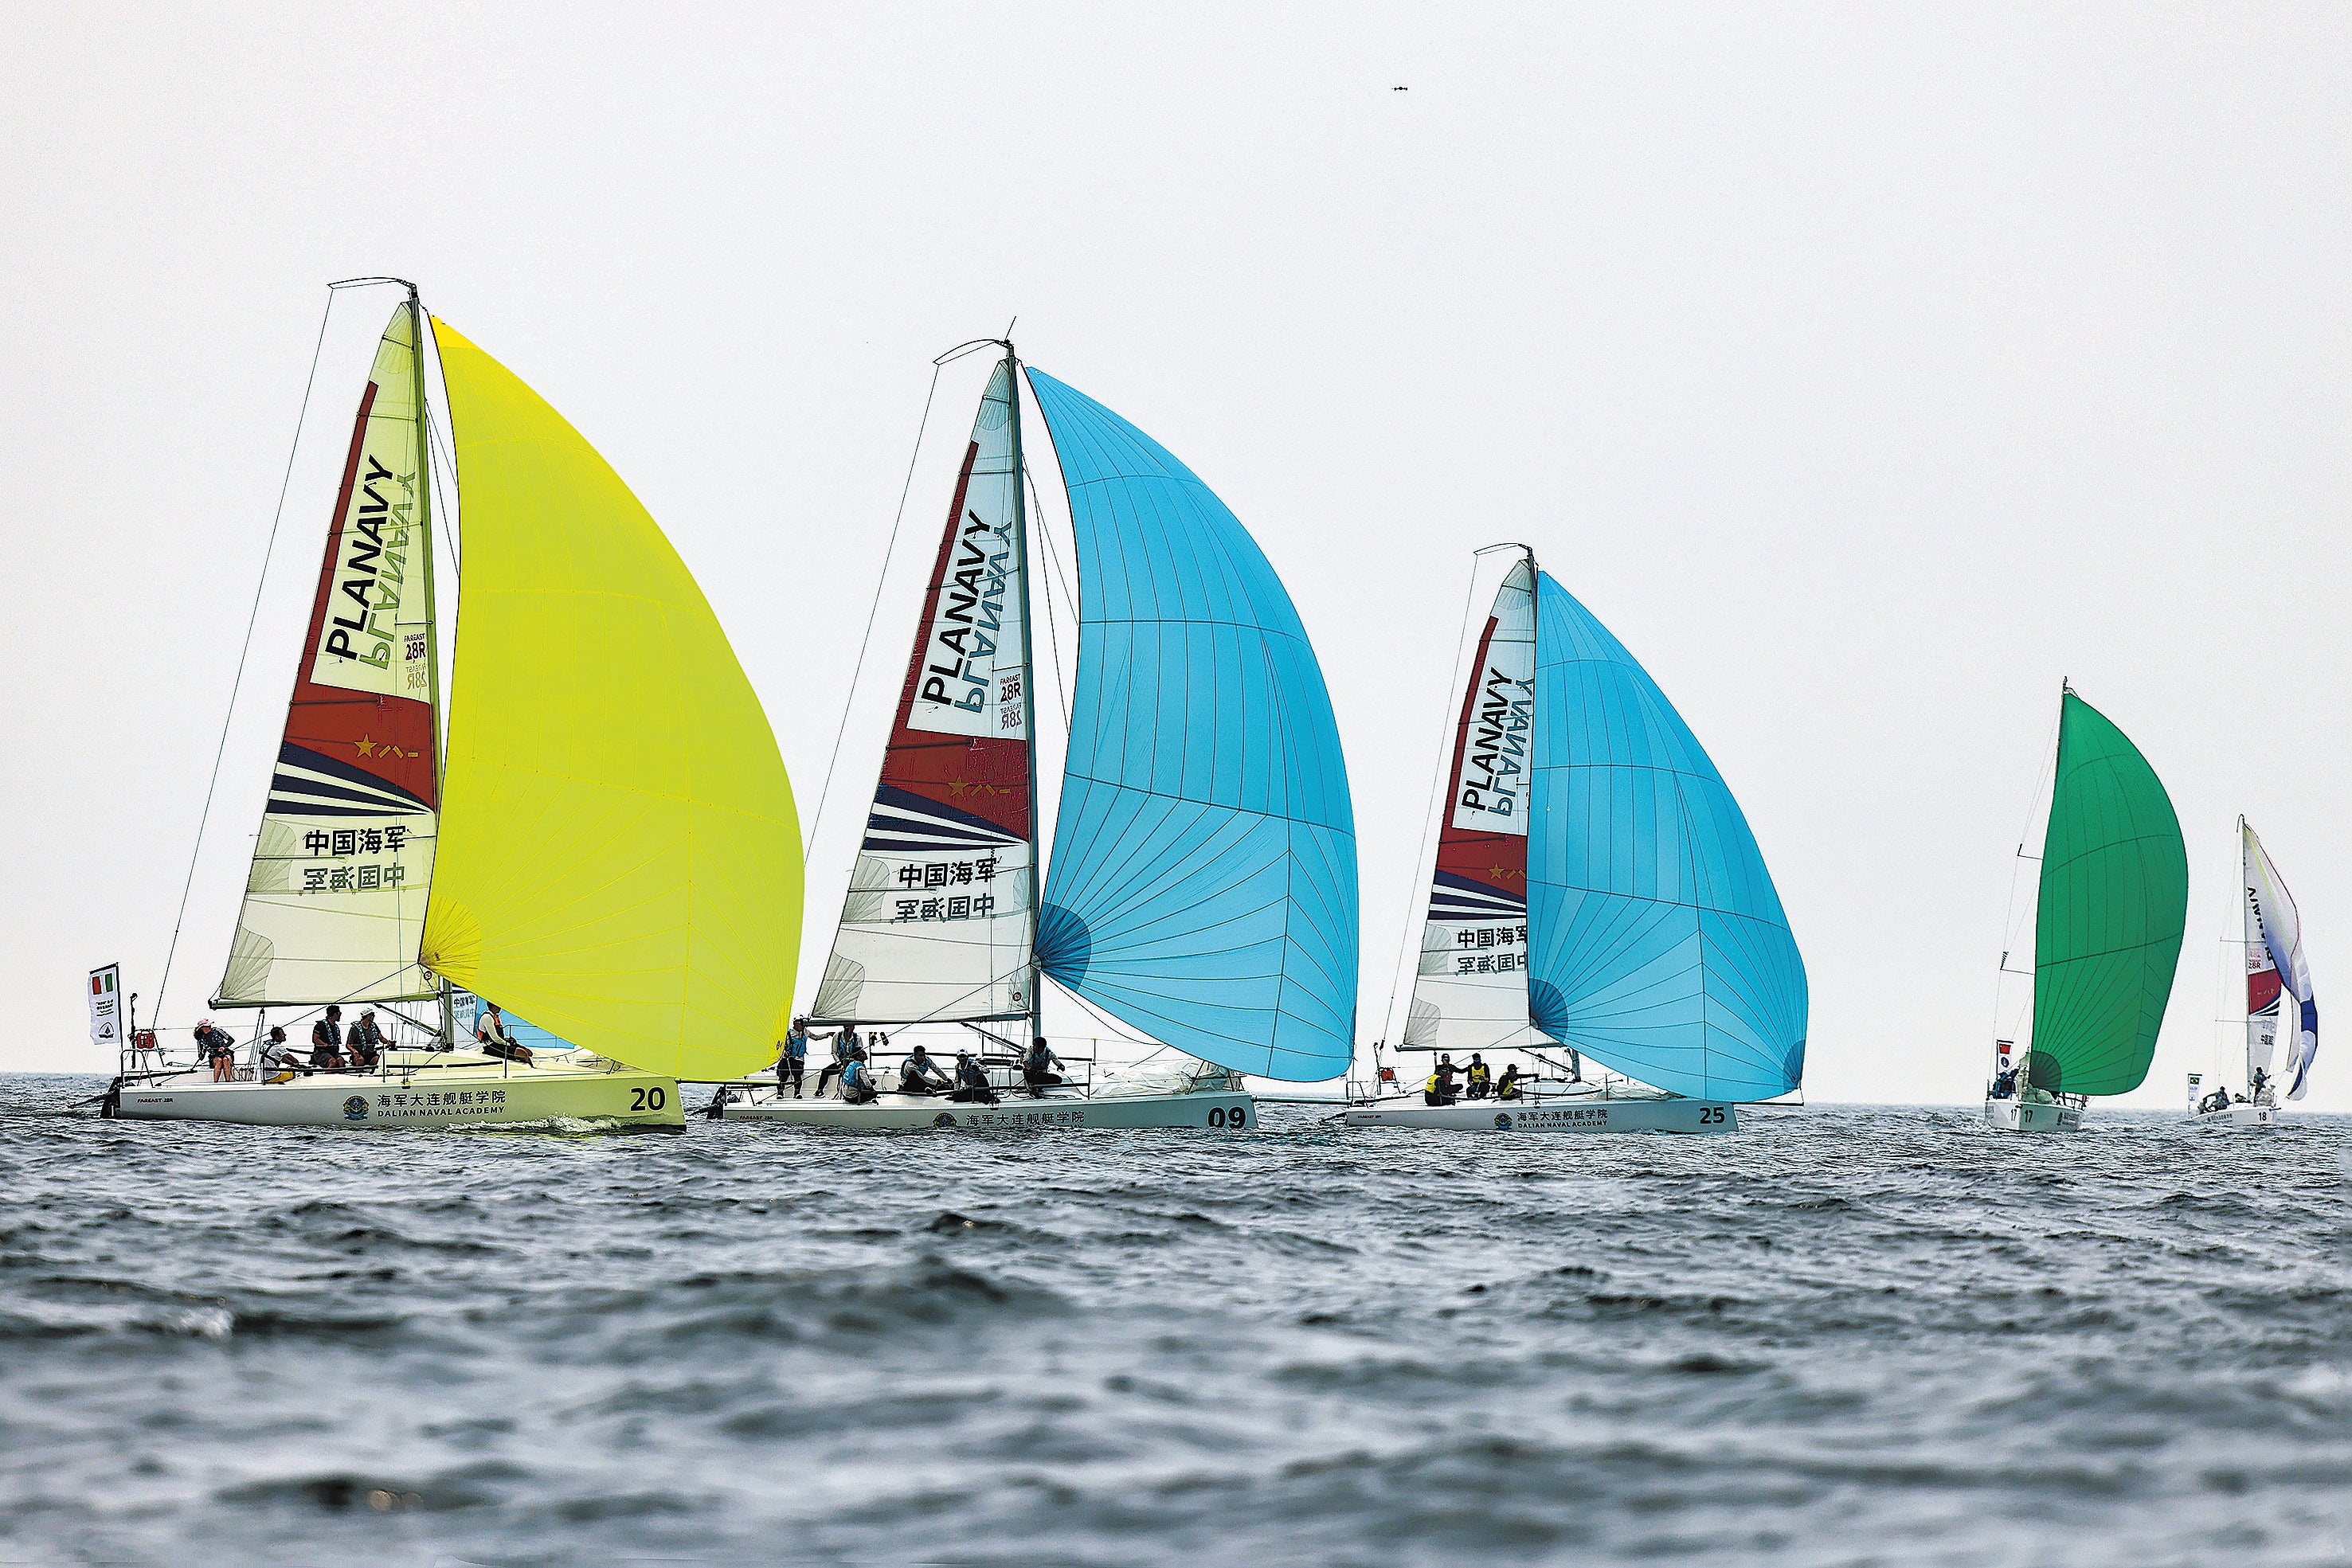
(216, 300, 440, 1006)
(2243, 819, 2319, 1100)
(1403, 554, 1542, 1050)
(812, 354, 1035, 1023)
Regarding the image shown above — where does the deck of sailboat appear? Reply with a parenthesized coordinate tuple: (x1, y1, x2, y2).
(110, 1048, 683, 1129)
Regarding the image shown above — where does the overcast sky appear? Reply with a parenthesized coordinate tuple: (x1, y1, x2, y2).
(5, 3, 2346, 1109)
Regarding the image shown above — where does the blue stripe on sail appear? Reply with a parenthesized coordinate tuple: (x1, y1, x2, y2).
(1430, 870, 1526, 921)
(1524, 573, 1806, 1101)
(1026, 368, 1357, 1082)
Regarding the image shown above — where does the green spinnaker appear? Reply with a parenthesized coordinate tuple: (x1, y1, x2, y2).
(2029, 690, 2188, 1096)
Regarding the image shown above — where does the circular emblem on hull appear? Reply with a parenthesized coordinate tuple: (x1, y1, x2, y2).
(1493, 1112, 1513, 1129)
(343, 1096, 369, 1121)
(933, 1112, 958, 1128)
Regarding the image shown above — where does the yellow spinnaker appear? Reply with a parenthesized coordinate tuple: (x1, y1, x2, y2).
(421, 319, 800, 1081)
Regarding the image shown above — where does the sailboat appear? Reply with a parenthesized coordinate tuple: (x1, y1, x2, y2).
(105, 283, 800, 1129)
(2188, 819, 2318, 1125)
(1983, 683, 2187, 1132)
(724, 341, 1356, 1128)
(1347, 546, 1807, 1134)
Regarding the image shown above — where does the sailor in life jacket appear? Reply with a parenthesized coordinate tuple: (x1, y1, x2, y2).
(1464, 1054, 1492, 1099)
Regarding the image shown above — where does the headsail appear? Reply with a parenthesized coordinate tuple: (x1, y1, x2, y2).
(420, 320, 801, 1082)
(1404, 556, 1542, 1052)
(2027, 689, 2187, 1097)
(1524, 573, 1806, 1101)
(1025, 369, 1356, 1081)
(812, 358, 1035, 1024)
(217, 300, 440, 1007)
(2243, 820, 2318, 1099)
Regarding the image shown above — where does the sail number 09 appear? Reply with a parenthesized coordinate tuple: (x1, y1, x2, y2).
(1207, 1105, 1246, 1128)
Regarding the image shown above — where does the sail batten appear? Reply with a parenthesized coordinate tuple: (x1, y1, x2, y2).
(420, 319, 800, 1081)
(1027, 368, 1356, 1081)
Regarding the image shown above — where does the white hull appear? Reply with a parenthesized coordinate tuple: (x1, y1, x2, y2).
(1983, 1097, 2083, 1133)
(110, 1051, 684, 1130)
(1344, 1095, 1736, 1134)
(720, 1085, 1257, 1130)
(2188, 1102, 2278, 1128)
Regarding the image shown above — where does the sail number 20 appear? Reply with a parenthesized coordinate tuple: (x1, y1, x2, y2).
(629, 1086, 668, 1112)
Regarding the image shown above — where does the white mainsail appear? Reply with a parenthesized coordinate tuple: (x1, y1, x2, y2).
(216, 302, 440, 1007)
(812, 358, 1036, 1024)
(1403, 556, 1542, 1051)
(2243, 820, 2318, 1100)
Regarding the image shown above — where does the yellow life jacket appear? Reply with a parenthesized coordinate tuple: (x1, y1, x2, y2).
(1425, 1073, 1440, 1093)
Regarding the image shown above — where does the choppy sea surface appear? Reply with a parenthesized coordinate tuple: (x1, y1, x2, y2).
(2, 1077, 2347, 1567)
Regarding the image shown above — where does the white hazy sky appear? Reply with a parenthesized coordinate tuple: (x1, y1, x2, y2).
(4, 3, 2346, 1109)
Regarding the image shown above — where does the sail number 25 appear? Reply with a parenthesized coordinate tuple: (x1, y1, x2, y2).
(1698, 1106, 1727, 1124)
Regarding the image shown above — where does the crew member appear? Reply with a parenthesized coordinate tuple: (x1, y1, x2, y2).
(898, 1044, 953, 1096)
(1424, 1054, 1462, 1107)
(777, 1019, 809, 1098)
(1495, 1062, 1524, 1101)
(260, 1026, 302, 1085)
(839, 1047, 878, 1105)
(477, 1005, 534, 1066)
(949, 1050, 997, 1105)
(1464, 1054, 1492, 1100)
(194, 1019, 237, 1081)
(1023, 1038, 1065, 1097)
(815, 1025, 859, 1098)
(348, 1010, 386, 1070)
(310, 1006, 346, 1071)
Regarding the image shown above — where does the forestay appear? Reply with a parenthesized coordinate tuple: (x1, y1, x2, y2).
(1524, 573, 1806, 1101)
(420, 320, 801, 1083)
(2028, 690, 2186, 1097)
(814, 358, 1035, 1025)
(1025, 369, 1356, 1081)
(1405, 556, 1543, 1052)
(217, 301, 440, 1007)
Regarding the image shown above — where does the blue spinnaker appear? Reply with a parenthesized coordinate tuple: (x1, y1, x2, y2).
(1525, 573, 1806, 1100)
(1026, 369, 1357, 1081)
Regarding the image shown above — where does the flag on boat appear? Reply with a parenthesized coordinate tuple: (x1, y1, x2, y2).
(87, 964, 122, 1048)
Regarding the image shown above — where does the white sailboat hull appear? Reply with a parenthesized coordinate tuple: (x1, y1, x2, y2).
(1343, 1095, 1736, 1134)
(2187, 1102, 2278, 1128)
(1983, 1097, 2083, 1133)
(719, 1085, 1256, 1131)
(110, 1052, 683, 1129)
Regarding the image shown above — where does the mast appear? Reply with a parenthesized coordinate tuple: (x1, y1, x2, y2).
(1008, 340, 1043, 1049)
(413, 280, 456, 1049)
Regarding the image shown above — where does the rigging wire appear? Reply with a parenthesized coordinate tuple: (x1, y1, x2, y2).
(802, 358, 949, 865)
(1023, 456, 1076, 735)
(153, 287, 342, 1027)
(1378, 549, 1496, 1048)
(1988, 690, 2067, 1056)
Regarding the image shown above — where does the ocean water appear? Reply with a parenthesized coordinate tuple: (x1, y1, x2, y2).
(2, 1077, 2346, 1567)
